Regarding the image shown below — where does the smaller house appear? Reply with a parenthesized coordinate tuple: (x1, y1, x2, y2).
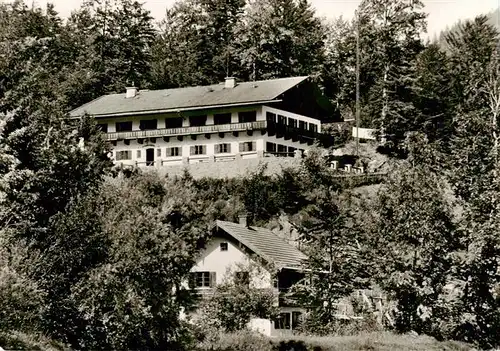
(188, 215, 308, 337)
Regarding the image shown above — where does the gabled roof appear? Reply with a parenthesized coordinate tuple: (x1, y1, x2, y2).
(69, 76, 310, 118)
(215, 220, 307, 270)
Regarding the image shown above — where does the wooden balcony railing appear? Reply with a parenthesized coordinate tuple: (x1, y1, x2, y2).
(106, 121, 268, 140)
(105, 119, 335, 147)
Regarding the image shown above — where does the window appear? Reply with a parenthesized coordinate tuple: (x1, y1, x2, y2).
(190, 145, 206, 155)
(266, 142, 276, 153)
(220, 242, 228, 251)
(238, 111, 257, 123)
(166, 147, 181, 157)
(189, 115, 207, 127)
(274, 313, 291, 330)
(288, 118, 297, 128)
(191, 271, 215, 288)
(239, 141, 256, 152)
(277, 144, 287, 154)
(215, 143, 231, 154)
(97, 123, 108, 133)
(136, 150, 141, 159)
(116, 121, 132, 132)
(299, 120, 307, 130)
(309, 123, 318, 133)
(266, 112, 276, 123)
(139, 119, 157, 130)
(115, 150, 132, 160)
(214, 113, 232, 125)
(292, 312, 302, 329)
(157, 148, 162, 157)
(235, 271, 250, 286)
(165, 117, 183, 129)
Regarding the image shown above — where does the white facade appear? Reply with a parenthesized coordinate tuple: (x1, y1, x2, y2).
(96, 105, 324, 168)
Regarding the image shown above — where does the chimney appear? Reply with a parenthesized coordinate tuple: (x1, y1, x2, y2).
(225, 77, 236, 89)
(238, 213, 248, 227)
(126, 86, 138, 99)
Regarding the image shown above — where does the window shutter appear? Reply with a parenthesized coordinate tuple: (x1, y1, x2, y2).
(215, 144, 220, 154)
(202, 145, 206, 155)
(239, 142, 244, 152)
(209, 272, 216, 288)
(178, 147, 182, 156)
(251, 142, 256, 152)
(227, 143, 231, 153)
(190, 146, 195, 155)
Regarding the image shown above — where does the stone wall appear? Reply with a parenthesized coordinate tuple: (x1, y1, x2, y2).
(154, 156, 303, 179)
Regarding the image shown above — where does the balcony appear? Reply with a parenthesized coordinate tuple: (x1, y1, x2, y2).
(106, 121, 268, 141)
(105, 120, 335, 147)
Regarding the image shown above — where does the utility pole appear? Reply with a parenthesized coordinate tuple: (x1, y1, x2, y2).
(355, 9, 361, 157)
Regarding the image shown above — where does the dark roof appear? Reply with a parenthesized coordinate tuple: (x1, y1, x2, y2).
(216, 220, 307, 270)
(69, 76, 310, 118)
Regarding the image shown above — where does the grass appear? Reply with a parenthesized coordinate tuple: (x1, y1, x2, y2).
(197, 330, 476, 351)
(274, 332, 475, 351)
(0, 331, 70, 351)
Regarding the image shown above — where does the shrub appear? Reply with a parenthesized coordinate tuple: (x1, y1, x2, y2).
(297, 314, 382, 337)
(0, 240, 46, 333)
(194, 262, 279, 332)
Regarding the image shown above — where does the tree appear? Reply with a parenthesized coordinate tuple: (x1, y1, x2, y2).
(151, 0, 245, 88)
(235, 0, 325, 81)
(445, 15, 498, 114)
(287, 150, 370, 329)
(440, 20, 500, 347)
(321, 17, 356, 120)
(70, 173, 210, 350)
(372, 133, 458, 336)
(68, 0, 156, 96)
(410, 43, 454, 144)
(357, 0, 426, 150)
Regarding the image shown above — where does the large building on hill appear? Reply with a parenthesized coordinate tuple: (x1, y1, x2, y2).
(69, 76, 337, 168)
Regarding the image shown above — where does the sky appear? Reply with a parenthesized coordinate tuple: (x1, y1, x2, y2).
(28, 0, 500, 37)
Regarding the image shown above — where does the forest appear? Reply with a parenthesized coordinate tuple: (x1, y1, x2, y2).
(1, 0, 500, 350)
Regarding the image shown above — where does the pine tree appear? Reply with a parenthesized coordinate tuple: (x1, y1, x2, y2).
(68, 0, 156, 95)
(235, 0, 325, 81)
(357, 0, 426, 151)
(151, 0, 245, 88)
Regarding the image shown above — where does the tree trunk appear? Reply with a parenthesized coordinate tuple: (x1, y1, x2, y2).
(381, 65, 389, 143)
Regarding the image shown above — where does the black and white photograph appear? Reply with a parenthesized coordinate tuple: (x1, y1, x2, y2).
(0, 0, 499, 349)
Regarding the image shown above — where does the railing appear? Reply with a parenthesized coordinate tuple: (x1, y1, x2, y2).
(265, 151, 297, 158)
(106, 120, 268, 140)
(266, 120, 335, 147)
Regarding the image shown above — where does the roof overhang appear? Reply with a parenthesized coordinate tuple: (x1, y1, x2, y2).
(69, 99, 283, 119)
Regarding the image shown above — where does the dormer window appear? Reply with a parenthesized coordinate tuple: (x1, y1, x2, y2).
(220, 242, 228, 251)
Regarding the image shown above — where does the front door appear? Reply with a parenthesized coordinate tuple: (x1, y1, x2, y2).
(146, 148, 154, 166)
